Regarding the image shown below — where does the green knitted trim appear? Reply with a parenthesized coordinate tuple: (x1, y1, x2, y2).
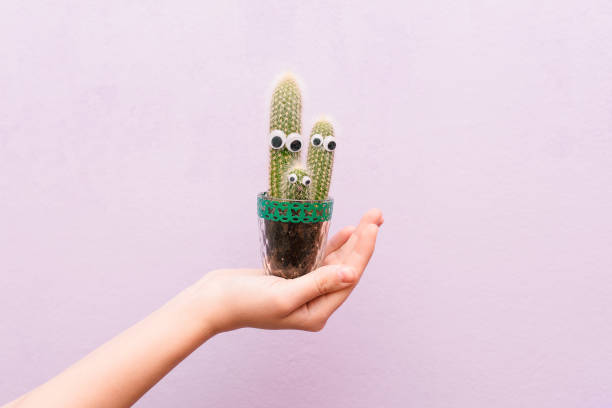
(258, 193, 333, 223)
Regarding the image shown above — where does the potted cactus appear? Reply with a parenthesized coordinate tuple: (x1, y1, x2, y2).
(257, 74, 337, 278)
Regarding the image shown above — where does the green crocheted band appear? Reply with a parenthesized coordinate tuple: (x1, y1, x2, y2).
(257, 193, 333, 223)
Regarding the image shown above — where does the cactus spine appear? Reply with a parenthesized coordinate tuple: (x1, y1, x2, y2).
(306, 119, 336, 200)
(268, 75, 302, 198)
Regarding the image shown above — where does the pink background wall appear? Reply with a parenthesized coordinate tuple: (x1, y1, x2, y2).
(1, 1, 612, 406)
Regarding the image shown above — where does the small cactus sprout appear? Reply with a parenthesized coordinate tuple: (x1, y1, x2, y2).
(306, 119, 336, 200)
(283, 165, 312, 200)
(268, 74, 303, 198)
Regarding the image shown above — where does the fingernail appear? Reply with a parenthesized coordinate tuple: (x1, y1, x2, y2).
(337, 266, 355, 282)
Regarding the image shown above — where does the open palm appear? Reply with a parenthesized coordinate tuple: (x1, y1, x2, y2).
(196, 208, 383, 333)
(286, 208, 384, 328)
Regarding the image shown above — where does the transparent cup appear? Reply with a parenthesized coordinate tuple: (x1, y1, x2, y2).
(257, 192, 334, 279)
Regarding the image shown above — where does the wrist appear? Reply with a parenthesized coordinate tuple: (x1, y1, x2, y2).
(165, 283, 219, 345)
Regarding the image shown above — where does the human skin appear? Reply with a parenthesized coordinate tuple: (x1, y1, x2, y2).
(4, 209, 383, 408)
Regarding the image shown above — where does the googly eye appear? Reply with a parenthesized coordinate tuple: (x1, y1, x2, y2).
(323, 136, 337, 152)
(302, 176, 311, 186)
(287, 173, 298, 183)
(311, 134, 323, 147)
(286, 133, 304, 153)
(269, 130, 286, 150)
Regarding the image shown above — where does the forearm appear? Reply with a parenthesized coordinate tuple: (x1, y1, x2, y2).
(4, 210, 381, 408)
(8, 284, 214, 408)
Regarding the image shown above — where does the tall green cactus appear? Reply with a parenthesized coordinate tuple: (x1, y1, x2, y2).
(268, 75, 303, 198)
(306, 119, 336, 200)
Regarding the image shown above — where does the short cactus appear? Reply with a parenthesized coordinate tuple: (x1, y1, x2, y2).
(268, 75, 303, 199)
(306, 119, 336, 200)
(283, 165, 312, 200)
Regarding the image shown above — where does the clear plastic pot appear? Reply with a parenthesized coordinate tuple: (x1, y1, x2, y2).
(257, 192, 333, 279)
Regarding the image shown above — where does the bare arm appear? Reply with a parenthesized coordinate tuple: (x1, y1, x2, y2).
(5, 287, 215, 408)
(4, 209, 383, 408)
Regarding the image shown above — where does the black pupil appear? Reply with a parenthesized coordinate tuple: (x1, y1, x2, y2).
(271, 136, 283, 148)
(327, 140, 336, 151)
(313, 137, 321, 146)
(290, 140, 301, 151)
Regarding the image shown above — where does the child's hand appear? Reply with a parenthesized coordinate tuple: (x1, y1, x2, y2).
(190, 209, 383, 334)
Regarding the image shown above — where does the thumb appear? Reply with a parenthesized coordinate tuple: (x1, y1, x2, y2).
(281, 264, 357, 310)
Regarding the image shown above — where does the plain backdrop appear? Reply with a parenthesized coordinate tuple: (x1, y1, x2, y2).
(1, 1, 612, 407)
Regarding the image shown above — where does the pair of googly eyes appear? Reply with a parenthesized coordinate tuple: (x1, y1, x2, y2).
(288, 173, 311, 186)
(269, 131, 338, 152)
(269, 130, 304, 152)
(310, 133, 337, 152)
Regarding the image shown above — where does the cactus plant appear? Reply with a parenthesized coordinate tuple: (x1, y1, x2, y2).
(283, 165, 312, 200)
(267, 75, 336, 201)
(306, 119, 336, 200)
(268, 75, 303, 199)
(261, 74, 336, 279)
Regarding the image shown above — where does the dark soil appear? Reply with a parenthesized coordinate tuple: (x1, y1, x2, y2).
(264, 219, 324, 279)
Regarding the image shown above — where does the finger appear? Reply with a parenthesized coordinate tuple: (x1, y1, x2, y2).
(363, 208, 384, 227)
(346, 223, 379, 280)
(342, 209, 382, 251)
(307, 223, 379, 317)
(279, 219, 380, 331)
(323, 225, 356, 259)
(278, 264, 357, 311)
(332, 208, 383, 261)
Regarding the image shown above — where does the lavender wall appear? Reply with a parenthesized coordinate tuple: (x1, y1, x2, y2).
(1, 1, 612, 407)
